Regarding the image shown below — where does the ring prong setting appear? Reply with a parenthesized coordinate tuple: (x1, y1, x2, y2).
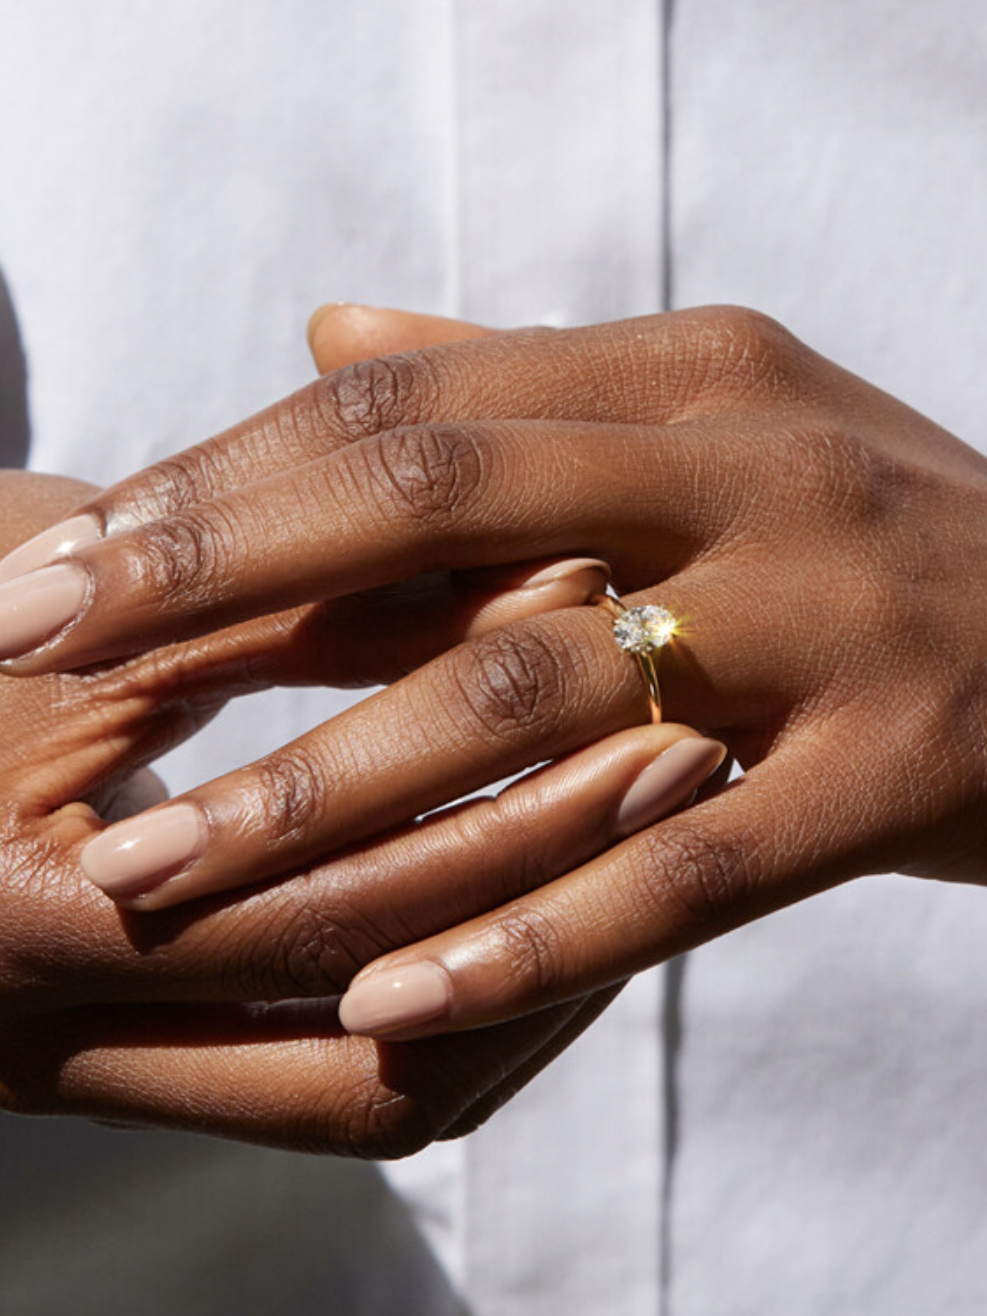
(612, 604, 676, 653)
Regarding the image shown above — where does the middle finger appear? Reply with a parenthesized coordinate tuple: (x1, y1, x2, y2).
(0, 417, 738, 673)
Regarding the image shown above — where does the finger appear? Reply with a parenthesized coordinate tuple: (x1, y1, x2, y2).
(70, 606, 647, 911)
(77, 713, 721, 930)
(0, 552, 606, 822)
(307, 303, 496, 374)
(209, 554, 613, 690)
(0, 995, 594, 1155)
(2, 535, 768, 834)
(15, 725, 717, 1022)
(0, 309, 489, 589)
(335, 731, 871, 1039)
(306, 304, 528, 665)
(442, 984, 622, 1141)
(0, 414, 733, 672)
(0, 307, 803, 582)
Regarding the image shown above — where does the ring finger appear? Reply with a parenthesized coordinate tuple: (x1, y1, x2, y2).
(71, 601, 727, 914)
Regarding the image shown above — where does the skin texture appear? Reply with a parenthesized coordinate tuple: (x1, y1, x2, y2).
(0, 477, 633, 1151)
(0, 318, 720, 1149)
(3, 305, 987, 1044)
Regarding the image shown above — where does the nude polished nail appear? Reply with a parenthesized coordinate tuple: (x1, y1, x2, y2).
(0, 514, 101, 584)
(80, 803, 207, 900)
(615, 737, 727, 836)
(466, 557, 611, 636)
(0, 562, 90, 660)
(513, 558, 611, 591)
(338, 962, 452, 1036)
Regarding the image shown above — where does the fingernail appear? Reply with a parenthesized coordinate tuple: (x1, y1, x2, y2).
(516, 557, 611, 590)
(306, 302, 351, 347)
(0, 562, 90, 660)
(338, 962, 452, 1037)
(616, 737, 726, 836)
(514, 559, 612, 611)
(483, 557, 611, 593)
(80, 802, 207, 899)
(0, 514, 101, 585)
(465, 558, 611, 637)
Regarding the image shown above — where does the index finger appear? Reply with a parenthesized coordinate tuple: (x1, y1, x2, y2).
(0, 306, 794, 578)
(0, 410, 737, 673)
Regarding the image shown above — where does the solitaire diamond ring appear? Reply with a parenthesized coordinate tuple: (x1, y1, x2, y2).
(595, 596, 676, 723)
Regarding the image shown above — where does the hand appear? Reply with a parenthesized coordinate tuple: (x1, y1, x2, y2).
(0, 474, 667, 1151)
(0, 322, 712, 1150)
(2, 307, 985, 1042)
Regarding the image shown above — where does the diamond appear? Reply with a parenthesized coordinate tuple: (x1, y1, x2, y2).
(612, 604, 675, 653)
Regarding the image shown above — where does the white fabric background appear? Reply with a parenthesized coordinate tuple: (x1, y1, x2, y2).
(671, 4, 987, 1311)
(0, 1, 985, 1313)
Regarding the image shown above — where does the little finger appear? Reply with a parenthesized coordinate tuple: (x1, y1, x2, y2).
(2, 996, 598, 1156)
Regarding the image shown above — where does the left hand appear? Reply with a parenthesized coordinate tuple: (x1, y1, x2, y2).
(0, 343, 705, 1151)
(1, 306, 986, 1040)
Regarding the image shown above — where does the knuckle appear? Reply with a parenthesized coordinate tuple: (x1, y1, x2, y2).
(259, 896, 400, 999)
(264, 907, 351, 998)
(254, 746, 330, 847)
(349, 1035, 515, 1158)
(131, 509, 234, 608)
(734, 417, 893, 533)
(489, 903, 568, 1001)
(637, 819, 756, 930)
(688, 305, 805, 401)
(703, 304, 793, 355)
(759, 419, 853, 510)
(367, 423, 489, 526)
(453, 623, 571, 744)
(315, 352, 440, 440)
(324, 1067, 469, 1160)
(111, 448, 217, 524)
(355, 1095, 442, 1161)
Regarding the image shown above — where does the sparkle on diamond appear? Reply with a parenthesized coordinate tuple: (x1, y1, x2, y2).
(613, 604, 676, 653)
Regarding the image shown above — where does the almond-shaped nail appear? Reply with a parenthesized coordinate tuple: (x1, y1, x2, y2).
(514, 557, 611, 591)
(338, 962, 452, 1037)
(0, 514, 101, 584)
(80, 802, 207, 900)
(466, 557, 611, 636)
(476, 557, 611, 593)
(0, 562, 90, 660)
(616, 737, 727, 836)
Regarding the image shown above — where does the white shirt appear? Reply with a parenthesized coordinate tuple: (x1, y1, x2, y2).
(1, 3, 986, 1312)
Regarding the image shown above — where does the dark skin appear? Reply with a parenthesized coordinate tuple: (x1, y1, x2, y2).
(0, 305, 733, 1147)
(0, 470, 636, 1150)
(0, 314, 724, 1146)
(4, 304, 985, 1045)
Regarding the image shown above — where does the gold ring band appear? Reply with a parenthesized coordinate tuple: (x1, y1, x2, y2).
(595, 595, 676, 724)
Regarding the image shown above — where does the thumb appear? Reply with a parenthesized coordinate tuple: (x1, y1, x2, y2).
(306, 303, 496, 373)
